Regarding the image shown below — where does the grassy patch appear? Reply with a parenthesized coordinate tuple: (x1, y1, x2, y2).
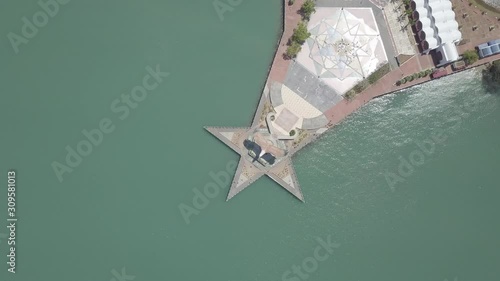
(367, 64, 391, 84)
(344, 64, 391, 99)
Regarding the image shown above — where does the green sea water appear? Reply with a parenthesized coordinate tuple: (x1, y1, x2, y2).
(1, 1, 500, 281)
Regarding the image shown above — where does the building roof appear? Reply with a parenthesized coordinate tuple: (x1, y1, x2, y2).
(412, 0, 461, 53)
(477, 40, 500, 58)
(437, 42, 459, 65)
(431, 68, 448, 78)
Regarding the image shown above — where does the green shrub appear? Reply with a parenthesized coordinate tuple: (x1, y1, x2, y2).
(484, 60, 500, 83)
(286, 41, 301, 58)
(353, 80, 369, 93)
(407, 75, 414, 81)
(288, 0, 295, 5)
(345, 90, 356, 99)
(301, 0, 315, 19)
(367, 64, 390, 84)
(291, 21, 310, 44)
(463, 49, 479, 65)
(289, 130, 296, 136)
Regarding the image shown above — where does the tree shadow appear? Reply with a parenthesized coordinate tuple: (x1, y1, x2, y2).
(481, 68, 500, 94)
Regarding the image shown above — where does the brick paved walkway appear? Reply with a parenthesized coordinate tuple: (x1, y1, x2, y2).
(268, 0, 306, 83)
(455, 0, 500, 52)
(325, 52, 500, 128)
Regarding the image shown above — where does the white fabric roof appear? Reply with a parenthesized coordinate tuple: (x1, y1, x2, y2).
(438, 32, 455, 44)
(432, 10, 456, 22)
(413, 0, 425, 9)
(417, 17, 432, 31)
(435, 20, 459, 33)
(411, 0, 461, 51)
(450, 30, 462, 41)
(421, 27, 435, 39)
(438, 42, 459, 64)
(426, 37, 439, 49)
(414, 7, 429, 19)
(419, 17, 432, 27)
(430, 1, 452, 12)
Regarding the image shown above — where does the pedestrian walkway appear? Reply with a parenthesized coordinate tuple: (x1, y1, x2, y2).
(324, 51, 500, 129)
(384, 0, 416, 55)
(369, 0, 389, 9)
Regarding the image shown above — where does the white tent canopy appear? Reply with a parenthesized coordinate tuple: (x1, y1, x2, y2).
(437, 42, 459, 65)
(425, 37, 439, 49)
(412, 0, 461, 63)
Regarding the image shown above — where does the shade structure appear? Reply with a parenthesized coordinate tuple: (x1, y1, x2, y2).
(412, 0, 461, 57)
(490, 44, 500, 53)
(416, 17, 432, 30)
(413, 6, 429, 20)
(435, 20, 459, 32)
(430, 0, 452, 12)
(440, 42, 459, 63)
(420, 26, 435, 40)
(425, 37, 439, 49)
(450, 30, 462, 41)
(411, 0, 425, 10)
(438, 32, 454, 44)
(477, 40, 500, 58)
(432, 10, 456, 23)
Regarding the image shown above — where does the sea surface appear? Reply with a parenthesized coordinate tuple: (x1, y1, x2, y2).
(1, 1, 500, 281)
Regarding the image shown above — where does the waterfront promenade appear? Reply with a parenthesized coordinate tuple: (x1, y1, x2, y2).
(207, 0, 500, 201)
(268, 0, 307, 82)
(268, 0, 500, 149)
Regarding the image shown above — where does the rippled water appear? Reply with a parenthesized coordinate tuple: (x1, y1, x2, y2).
(1, 0, 500, 280)
(293, 68, 500, 281)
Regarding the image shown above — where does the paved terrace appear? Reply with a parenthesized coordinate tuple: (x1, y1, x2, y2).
(268, 0, 307, 82)
(316, 0, 399, 67)
(454, 0, 500, 52)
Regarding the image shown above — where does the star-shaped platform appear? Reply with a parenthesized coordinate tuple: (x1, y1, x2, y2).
(205, 91, 308, 202)
(204, 125, 305, 202)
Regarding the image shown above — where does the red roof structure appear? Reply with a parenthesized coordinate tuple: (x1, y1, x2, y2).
(431, 68, 447, 79)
